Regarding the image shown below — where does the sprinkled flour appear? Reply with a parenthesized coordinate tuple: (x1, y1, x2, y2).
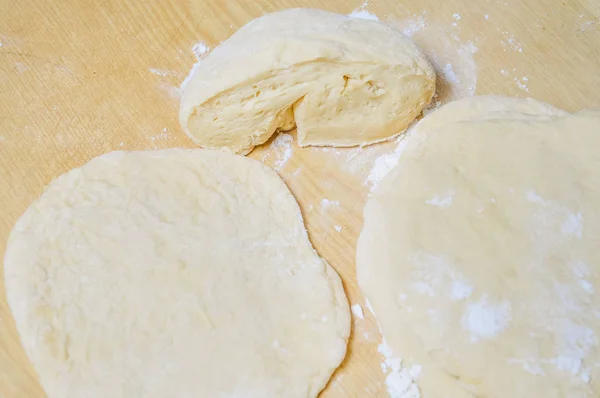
(441, 63, 459, 84)
(391, 13, 479, 99)
(365, 299, 376, 316)
(398, 14, 427, 38)
(149, 129, 171, 142)
(192, 42, 210, 59)
(366, 137, 408, 191)
(351, 304, 364, 319)
(361, 298, 422, 397)
(149, 68, 178, 77)
(500, 31, 524, 53)
(348, 1, 380, 21)
(152, 43, 207, 100)
(514, 76, 529, 92)
(268, 133, 293, 171)
(408, 251, 475, 302)
(320, 198, 340, 211)
(450, 280, 474, 301)
(562, 212, 583, 238)
(378, 339, 422, 398)
(425, 191, 455, 208)
(348, 10, 380, 21)
(180, 41, 211, 91)
(461, 295, 512, 342)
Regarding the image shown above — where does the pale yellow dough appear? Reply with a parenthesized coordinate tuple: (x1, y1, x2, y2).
(357, 96, 600, 397)
(4, 149, 350, 398)
(179, 8, 435, 155)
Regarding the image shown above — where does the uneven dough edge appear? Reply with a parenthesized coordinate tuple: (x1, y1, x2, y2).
(179, 8, 435, 155)
(4, 149, 351, 398)
(356, 96, 594, 398)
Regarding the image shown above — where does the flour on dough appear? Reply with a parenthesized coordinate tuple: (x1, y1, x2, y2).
(4, 149, 350, 398)
(180, 8, 435, 154)
(357, 96, 600, 397)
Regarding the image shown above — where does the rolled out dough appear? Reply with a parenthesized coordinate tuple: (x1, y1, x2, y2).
(357, 96, 600, 397)
(180, 8, 435, 154)
(4, 149, 350, 398)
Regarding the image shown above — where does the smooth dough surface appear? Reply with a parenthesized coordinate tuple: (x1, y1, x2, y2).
(357, 96, 600, 397)
(5, 149, 350, 398)
(180, 8, 435, 154)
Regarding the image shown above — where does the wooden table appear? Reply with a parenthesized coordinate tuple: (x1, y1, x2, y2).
(1, 0, 599, 396)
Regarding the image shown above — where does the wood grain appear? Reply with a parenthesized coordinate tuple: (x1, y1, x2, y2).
(1, 0, 599, 396)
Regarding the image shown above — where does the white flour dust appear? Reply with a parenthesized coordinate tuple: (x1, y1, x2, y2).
(361, 299, 422, 397)
(149, 68, 179, 77)
(157, 81, 182, 100)
(461, 295, 512, 342)
(348, 1, 380, 21)
(408, 251, 475, 302)
(348, 10, 379, 21)
(317, 134, 412, 195)
(15, 62, 28, 73)
(425, 191, 455, 208)
(152, 42, 208, 100)
(351, 304, 364, 319)
(154, 41, 206, 100)
(192, 42, 210, 59)
(180, 41, 211, 91)
(147, 128, 172, 149)
(320, 198, 340, 211)
(508, 358, 545, 376)
(269, 133, 294, 171)
(571, 260, 594, 295)
(499, 68, 530, 92)
(450, 279, 474, 301)
(397, 13, 427, 38)
(150, 130, 171, 142)
(500, 31, 524, 53)
(391, 13, 479, 99)
(450, 40, 478, 97)
(441, 63, 458, 84)
(451, 13, 461, 27)
(578, 19, 598, 32)
(378, 339, 422, 398)
(514, 76, 529, 92)
(366, 137, 408, 192)
(365, 299, 376, 316)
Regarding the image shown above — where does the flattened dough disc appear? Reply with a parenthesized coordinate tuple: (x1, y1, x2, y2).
(357, 96, 600, 397)
(5, 149, 350, 398)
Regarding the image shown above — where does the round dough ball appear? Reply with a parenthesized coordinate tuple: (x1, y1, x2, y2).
(5, 149, 350, 398)
(180, 8, 435, 155)
(357, 96, 600, 398)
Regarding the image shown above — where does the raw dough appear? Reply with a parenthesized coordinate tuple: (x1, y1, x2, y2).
(180, 8, 435, 154)
(357, 96, 600, 397)
(4, 149, 350, 398)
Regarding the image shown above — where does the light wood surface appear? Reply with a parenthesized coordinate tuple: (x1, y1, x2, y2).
(1, 0, 599, 396)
